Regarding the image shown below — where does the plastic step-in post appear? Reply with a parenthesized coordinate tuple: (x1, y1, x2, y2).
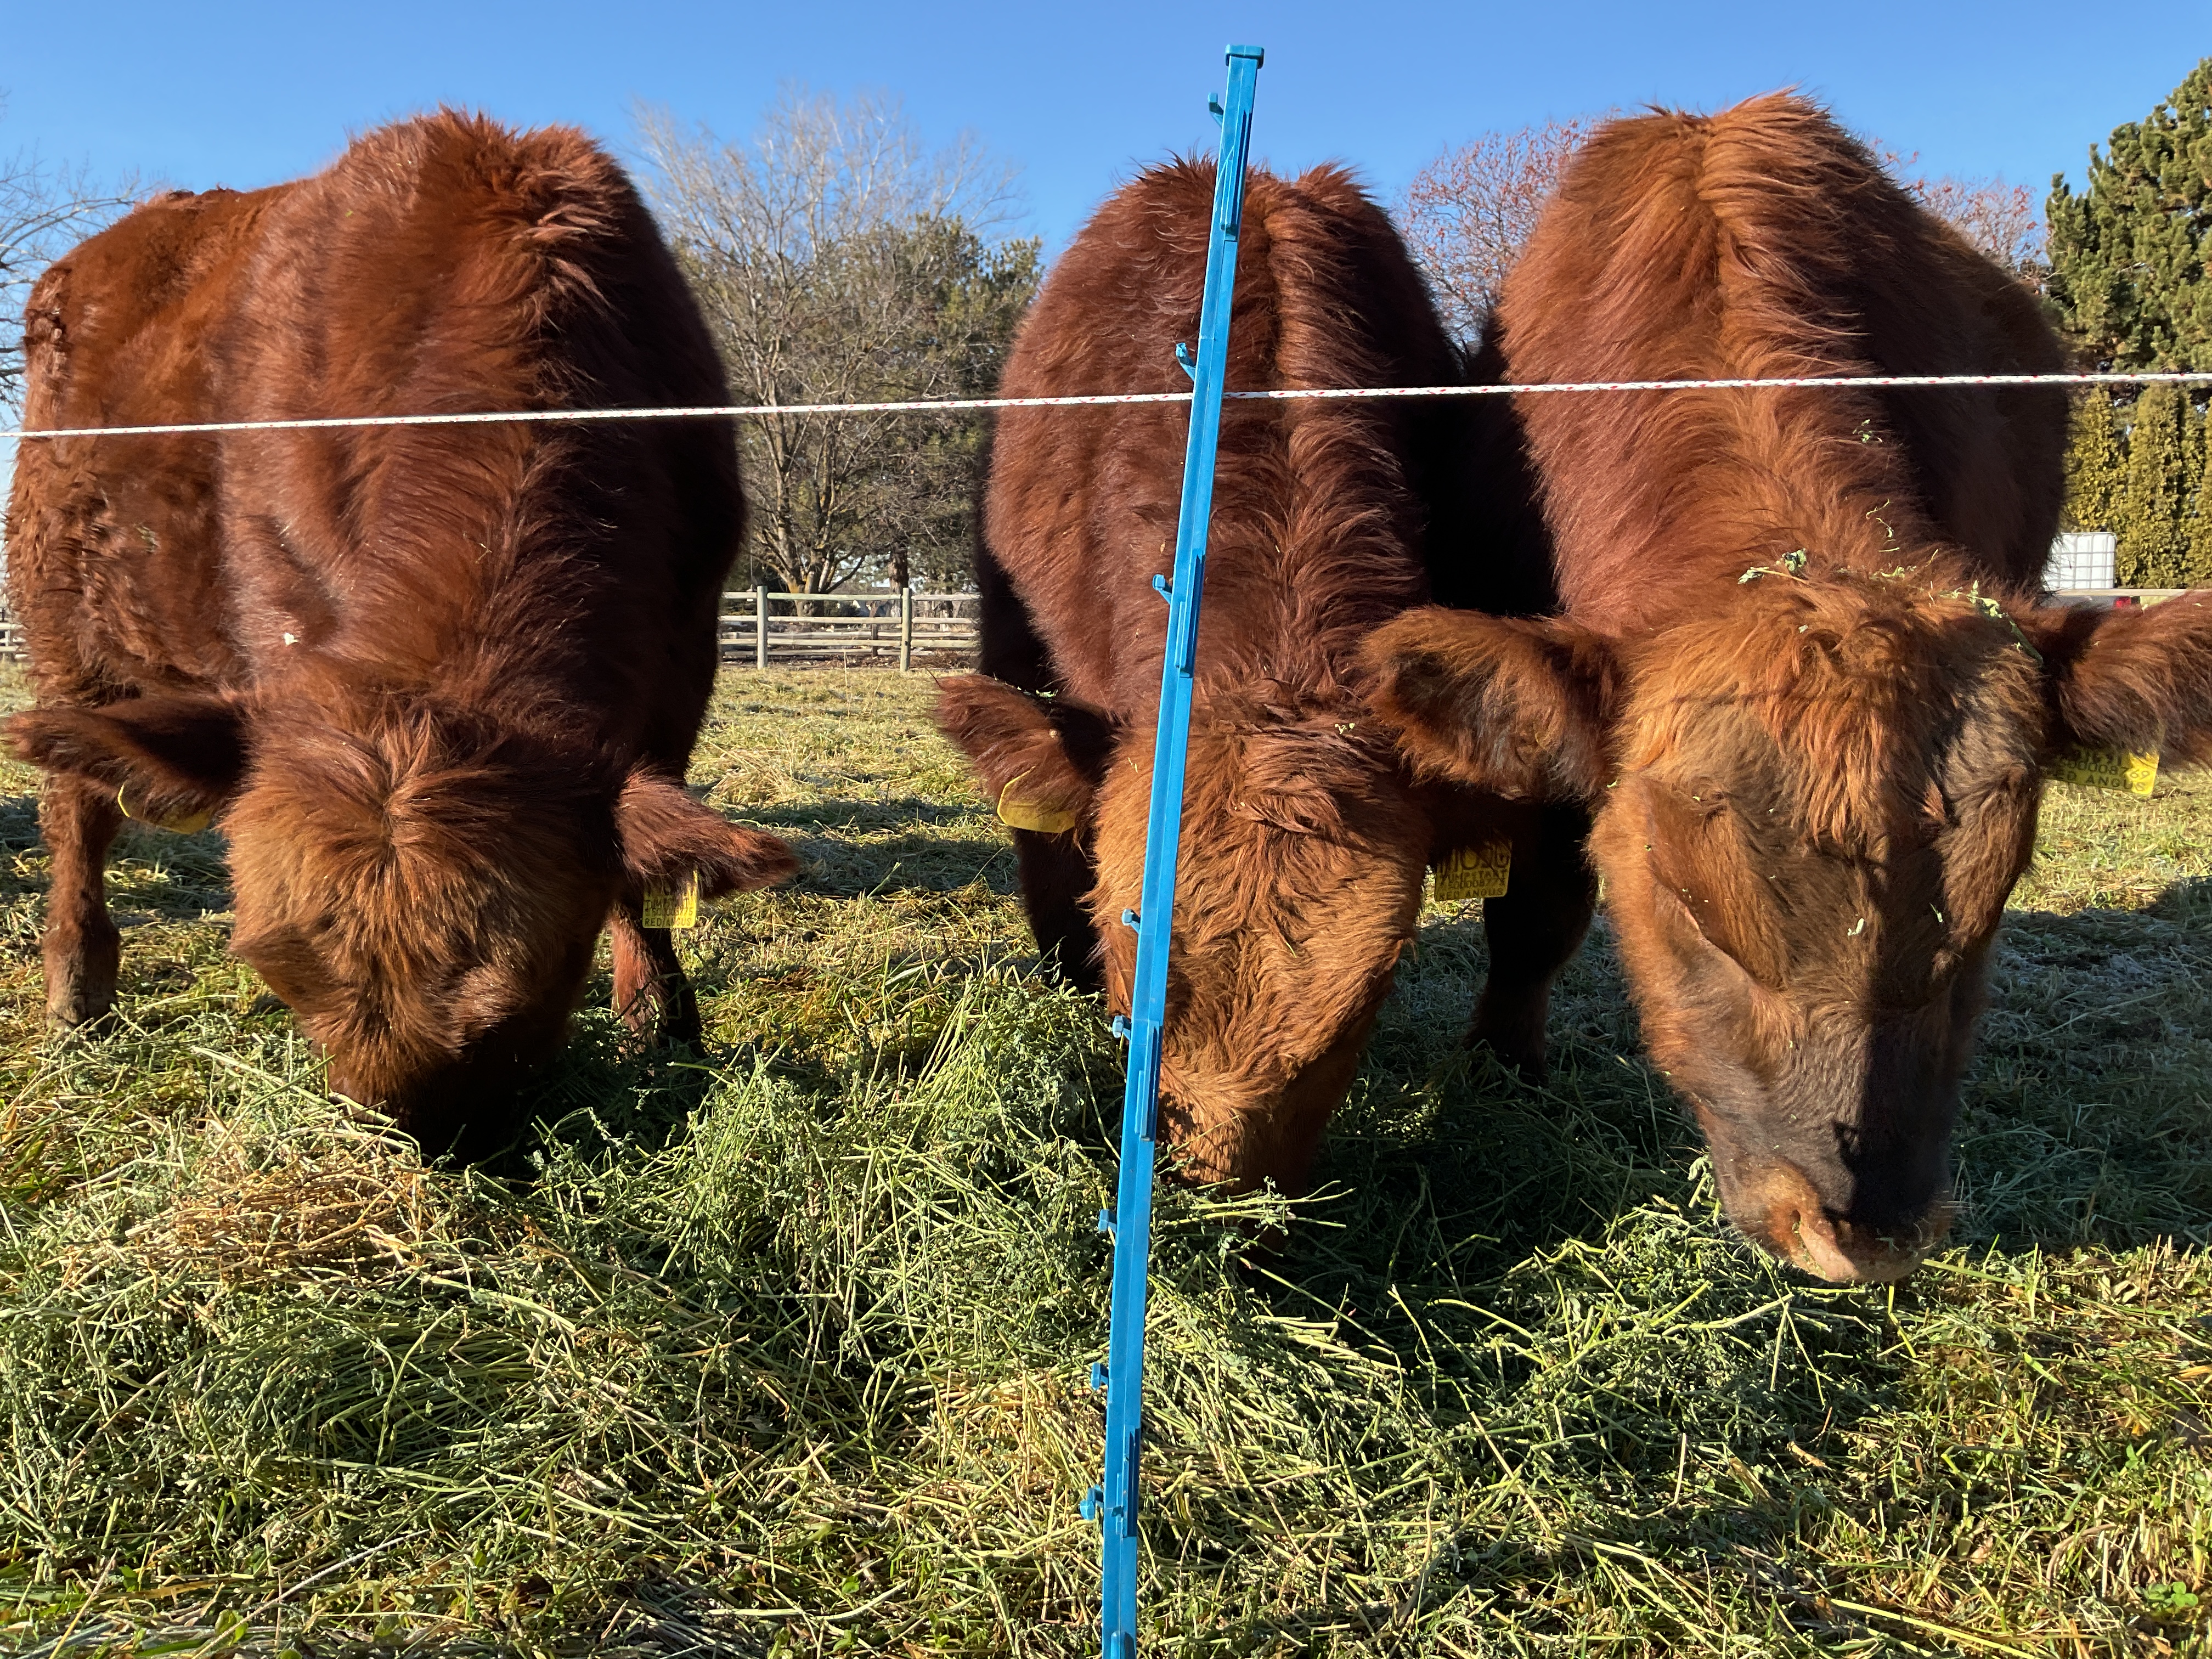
(1091, 41, 1263, 1659)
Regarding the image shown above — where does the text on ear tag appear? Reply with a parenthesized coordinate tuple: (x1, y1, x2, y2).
(1432, 840, 1512, 902)
(2046, 747, 2159, 798)
(641, 871, 701, 929)
(116, 783, 212, 835)
(997, 770, 1080, 834)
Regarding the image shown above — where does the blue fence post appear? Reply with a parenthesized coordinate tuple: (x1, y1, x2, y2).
(1087, 41, 1263, 1659)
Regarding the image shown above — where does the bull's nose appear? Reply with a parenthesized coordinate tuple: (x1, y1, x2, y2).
(325, 1064, 397, 1111)
(1742, 1160, 1952, 1284)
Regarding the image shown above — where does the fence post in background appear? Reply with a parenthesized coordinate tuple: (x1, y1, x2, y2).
(900, 584, 915, 673)
(754, 585, 768, 670)
(1086, 42, 1262, 1659)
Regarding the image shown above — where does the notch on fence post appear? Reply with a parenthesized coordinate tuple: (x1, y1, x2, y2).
(754, 584, 768, 671)
(900, 583, 914, 673)
(1091, 42, 1262, 1659)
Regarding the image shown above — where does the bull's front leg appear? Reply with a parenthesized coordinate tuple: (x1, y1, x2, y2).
(1470, 802, 1597, 1079)
(38, 768, 125, 1029)
(608, 900, 702, 1048)
(1012, 825, 1103, 994)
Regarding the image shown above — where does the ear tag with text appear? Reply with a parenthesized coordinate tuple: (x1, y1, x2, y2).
(1432, 840, 1513, 902)
(641, 871, 701, 930)
(996, 770, 1080, 834)
(116, 783, 212, 835)
(2046, 748, 2159, 798)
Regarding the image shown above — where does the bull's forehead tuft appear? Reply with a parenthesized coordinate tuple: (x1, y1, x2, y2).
(1621, 578, 2045, 842)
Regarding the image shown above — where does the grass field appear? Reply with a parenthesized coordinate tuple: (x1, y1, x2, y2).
(1, 665, 2208, 1657)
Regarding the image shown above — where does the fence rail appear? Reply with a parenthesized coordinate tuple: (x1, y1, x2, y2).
(2049, 588, 2187, 606)
(0, 588, 2183, 668)
(0, 589, 983, 670)
(718, 589, 978, 669)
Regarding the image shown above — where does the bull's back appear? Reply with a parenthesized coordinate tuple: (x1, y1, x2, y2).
(983, 161, 1459, 716)
(8, 187, 287, 698)
(9, 114, 740, 766)
(1497, 93, 2066, 616)
(210, 113, 740, 760)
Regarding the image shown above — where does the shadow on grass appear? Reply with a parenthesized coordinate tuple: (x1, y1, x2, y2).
(461, 1015, 729, 1180)
(744, 795, 981, 836)
(1970, 901, 2212, 1252)
(776, 829, 1018, 898)
(0, 791, 37, 853)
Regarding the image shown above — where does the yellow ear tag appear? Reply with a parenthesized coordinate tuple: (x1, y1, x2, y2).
(2046, 748, 2159, 798)
(996, 770, 1080, 834)
(1432, 840, 1512, 902)
(640, 871, 700, 930)
(116, 783, 211, 835)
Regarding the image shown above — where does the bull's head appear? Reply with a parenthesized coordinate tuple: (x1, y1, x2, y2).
(939, 674, 1430, 1192)
(10, 685, 794, 1142)
(1366, 578, 2212, 1281)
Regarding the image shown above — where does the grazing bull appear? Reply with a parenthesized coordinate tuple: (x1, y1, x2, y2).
(1366, 94, 2212, 1280)
(936, 160, 1578, 1191)
(5, 111, 795, 1145)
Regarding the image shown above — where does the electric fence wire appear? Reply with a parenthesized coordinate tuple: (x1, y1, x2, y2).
(4, 369, 2211, 444)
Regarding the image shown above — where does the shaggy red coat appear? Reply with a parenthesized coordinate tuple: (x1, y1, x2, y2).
(1367, 94, 2212, 1280)
(937, 160, 1577, 1191)
(6, 111, 793, 1146)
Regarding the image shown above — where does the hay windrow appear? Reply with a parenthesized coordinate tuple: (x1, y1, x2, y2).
(0, 665, 2206, 1656)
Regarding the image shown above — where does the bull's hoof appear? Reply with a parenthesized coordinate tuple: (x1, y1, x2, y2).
(44, 932, 121, 1035)
(1465, 1019, 1548, 1082)
(614, 978, 703, 1051)
(45, 996, 117, 1034)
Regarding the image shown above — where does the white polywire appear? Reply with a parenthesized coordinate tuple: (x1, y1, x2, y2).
(2, 369, 2209, 443)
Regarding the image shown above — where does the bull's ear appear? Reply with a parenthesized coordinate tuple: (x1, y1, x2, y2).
(2023, 593, 2212, 765)
(614, 772, 798, 900)
(1360, 608, 1617, 800)
(7, 694, 248, 826)
(933, 675, 1110, 834)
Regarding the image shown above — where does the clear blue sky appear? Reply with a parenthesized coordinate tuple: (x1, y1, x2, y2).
(2, 0, 2204, 250)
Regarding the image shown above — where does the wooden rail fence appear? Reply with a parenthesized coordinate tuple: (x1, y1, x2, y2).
(0, 589, 983, 670)
(718, 589, 978, 669)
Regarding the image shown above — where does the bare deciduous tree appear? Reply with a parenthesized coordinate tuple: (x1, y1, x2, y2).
(1398, 118, 1599, 341)
(637, 90, 1039, 595)
(1904, 173, 2044, 279)
(2, 98, 136, 422)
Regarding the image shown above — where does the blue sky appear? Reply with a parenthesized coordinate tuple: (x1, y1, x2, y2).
(1, 1, 2204, 250)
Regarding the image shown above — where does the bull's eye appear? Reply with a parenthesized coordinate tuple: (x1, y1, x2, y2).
(1641, 823, 1789, 988)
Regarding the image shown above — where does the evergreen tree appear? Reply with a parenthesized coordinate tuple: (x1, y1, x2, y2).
(2119, 382, 2194, 584)
(2047, 59, 2212, 371)
(2050, 59, 2212, 554)
(2191, 400, 2212, 581)
(2061, 394, 2128, 532)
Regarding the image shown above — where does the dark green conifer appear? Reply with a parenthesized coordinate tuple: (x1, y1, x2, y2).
(2047, 59, 2212, 373)
(2189, 398, 2212, 580)
(2062, 394, 2128, 532)
(2119, 382, 2194, 584)
(2049, 60, 2212, 552)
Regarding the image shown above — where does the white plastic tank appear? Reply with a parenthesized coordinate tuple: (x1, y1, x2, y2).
(2044, 531, 2118, 592)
